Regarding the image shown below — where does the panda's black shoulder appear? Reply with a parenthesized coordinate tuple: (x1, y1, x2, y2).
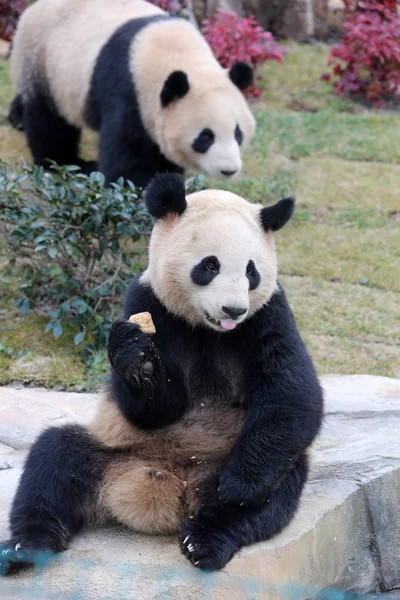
(86, 15, 170, 128)
(247, 283, 293, 331)
(122, 275, 158, 319)
(245, 283, 310, 357)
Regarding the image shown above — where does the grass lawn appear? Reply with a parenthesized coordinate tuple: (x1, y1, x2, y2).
(0, 42, 399, 389)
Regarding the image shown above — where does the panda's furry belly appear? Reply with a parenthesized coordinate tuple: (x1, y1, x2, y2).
(89, 394, 245, 534)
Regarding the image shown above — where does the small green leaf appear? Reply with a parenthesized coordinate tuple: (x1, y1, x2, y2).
(74, 331, 85, 345)
(20, 299, 30, 316)
(98, 284, 111, 296)
(90, 172, 105, 186)
(71, 299, 88, 314)
(52, 322, 63, 339)
(60, 301, 71, 313)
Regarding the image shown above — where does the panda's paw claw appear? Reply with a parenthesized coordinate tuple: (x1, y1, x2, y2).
(0, 540, 55, 576)
(179, 522, 237, 571)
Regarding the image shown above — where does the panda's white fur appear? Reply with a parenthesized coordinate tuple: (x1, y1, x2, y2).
(10, 0, 164, 125)
(10, 0, 256, 184)
(130, 21, 255, 177)
(141, 189, 278, 329)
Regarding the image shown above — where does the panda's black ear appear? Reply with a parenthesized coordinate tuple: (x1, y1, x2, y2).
(145, 174, 187, 219)
(160, 71, 190, 107)
(229, 62, 253, 91)
(260, 197, 295, 232)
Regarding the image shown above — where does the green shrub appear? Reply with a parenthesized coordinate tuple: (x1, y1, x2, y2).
(0, 163, 205, 365)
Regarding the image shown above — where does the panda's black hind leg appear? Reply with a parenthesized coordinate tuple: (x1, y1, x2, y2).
(23, 92, 84, 170)
(8, 95, 24, 131)
(179, 453, 308, 570)
(0, 424, 108, 576)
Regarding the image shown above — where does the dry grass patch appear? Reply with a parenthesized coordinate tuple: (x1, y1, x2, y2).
(281, 275, 400, 378)
(303, 333, 399, 378)
(278, 223, 400, 292)
(296, 157, 400, 213)
(0, 312, 89, 388)
(0, 126, 30, 163)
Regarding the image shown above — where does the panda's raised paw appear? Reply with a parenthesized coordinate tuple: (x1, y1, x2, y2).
(108, 318, 153, 376)
(178, 521, 238, 570)
(0, 540, 55, 576)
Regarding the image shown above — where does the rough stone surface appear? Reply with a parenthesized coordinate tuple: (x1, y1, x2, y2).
(9, 356, 55, 385)
(273, 0, 329, 42)
(0, 375, 399, 599)
(0, 386, 98, 449)
(193, 0, 339, 41)
(327, 0, 345, 34)
(366, 470, 400, 591)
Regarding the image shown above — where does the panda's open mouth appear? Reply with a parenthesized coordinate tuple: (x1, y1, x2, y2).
(204, 312, 237, 331)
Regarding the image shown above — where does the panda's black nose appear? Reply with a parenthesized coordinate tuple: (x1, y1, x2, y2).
(222, 306, 247, 319)
(221, 169, 237, 177)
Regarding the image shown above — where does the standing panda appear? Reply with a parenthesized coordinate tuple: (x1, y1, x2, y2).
(0, 175, 323, 573)
(8, 0, 256, 187)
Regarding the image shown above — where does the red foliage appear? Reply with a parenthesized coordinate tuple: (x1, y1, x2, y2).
(342, 0, 396, 9)
(0, 0, 26, 41)
(327, 1, 400, 106)
(202, 10, 286, 98)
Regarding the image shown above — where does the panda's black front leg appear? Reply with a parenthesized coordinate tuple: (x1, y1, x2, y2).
(108, 319, 187, 429)
(179, 453, 309, 570)
(98, 114, 157, 188)
(0, 425, 108, 575)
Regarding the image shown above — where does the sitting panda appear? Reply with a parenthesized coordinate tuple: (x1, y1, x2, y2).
(0, 175, 323, 573)
(8, 0, 256, 187)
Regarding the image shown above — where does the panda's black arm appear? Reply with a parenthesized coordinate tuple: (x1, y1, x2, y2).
(218, 288, 324, 507)
(109, 355, 187, 430)
(108, 278, 188, 430)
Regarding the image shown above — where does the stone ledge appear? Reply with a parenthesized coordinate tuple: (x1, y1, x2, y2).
(0, 375, 399, 599)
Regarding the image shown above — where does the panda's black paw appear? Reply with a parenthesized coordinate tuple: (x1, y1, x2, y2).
(0, 540, 55, 576)
(108, 318, 153, 377)
(218, 467, 269, 507)
(179, 518, 238, 570)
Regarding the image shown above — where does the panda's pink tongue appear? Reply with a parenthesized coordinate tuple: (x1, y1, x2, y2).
(220, 320, 237, 331)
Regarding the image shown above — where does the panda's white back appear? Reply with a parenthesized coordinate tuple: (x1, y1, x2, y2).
(10, 0, 165, 127)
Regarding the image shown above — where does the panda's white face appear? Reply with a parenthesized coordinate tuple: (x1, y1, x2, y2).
(186, 212, 273, 331)
(144, 190, 279, 331)
(190, 122, 243, 181)
(158, 79, 256, 180)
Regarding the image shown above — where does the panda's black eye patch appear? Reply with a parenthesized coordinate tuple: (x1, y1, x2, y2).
(235, 125, 243, 146)
(191, 255, 220, 286)
(192, 129, 215, 154)
(246, 260, 260, 290)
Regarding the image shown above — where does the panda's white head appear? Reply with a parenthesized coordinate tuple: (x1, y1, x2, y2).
(142, 174, 294, 331)
(157, 63, 256, 180)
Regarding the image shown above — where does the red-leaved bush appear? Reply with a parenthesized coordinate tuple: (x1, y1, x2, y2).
(326, 1, 400, 106)
(202, 10, 286, 98)
(0, 0, 26, 41)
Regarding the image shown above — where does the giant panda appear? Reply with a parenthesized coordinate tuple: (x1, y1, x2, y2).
(0, 174, 323, 573)
(8, 0, 256, 187)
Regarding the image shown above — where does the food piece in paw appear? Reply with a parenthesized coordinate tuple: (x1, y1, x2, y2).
(128, 312, 156, 336)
